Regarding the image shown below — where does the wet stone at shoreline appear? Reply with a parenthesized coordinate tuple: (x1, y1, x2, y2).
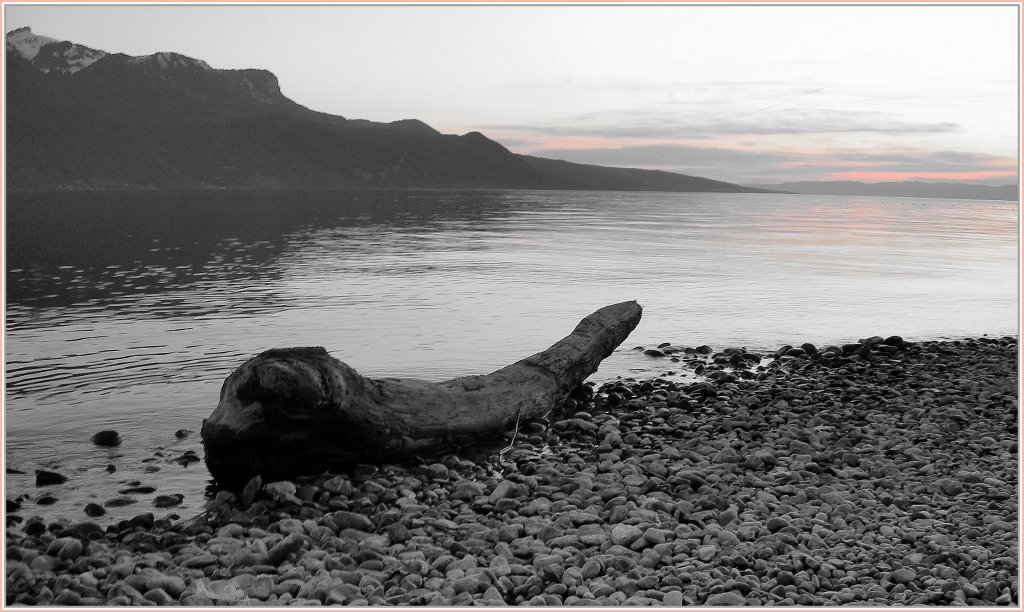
(4, 335, 1018, 607)
(90, 430, 122, 447)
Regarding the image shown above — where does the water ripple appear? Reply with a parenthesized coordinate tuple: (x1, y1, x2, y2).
(5, 189, 1017, 458)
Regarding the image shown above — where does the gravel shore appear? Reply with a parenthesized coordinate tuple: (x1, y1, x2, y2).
(5, 335, 1018, 606)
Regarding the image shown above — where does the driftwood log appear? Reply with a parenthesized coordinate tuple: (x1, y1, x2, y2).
(201, 301, 642, 485)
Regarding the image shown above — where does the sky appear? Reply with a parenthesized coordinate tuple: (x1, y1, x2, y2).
(3, 3, 1020, 186)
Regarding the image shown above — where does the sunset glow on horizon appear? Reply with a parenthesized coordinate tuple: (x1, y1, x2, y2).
(831, 170, 1019, 182)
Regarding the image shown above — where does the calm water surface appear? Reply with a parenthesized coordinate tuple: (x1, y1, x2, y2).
(4, 189, 1018, 521)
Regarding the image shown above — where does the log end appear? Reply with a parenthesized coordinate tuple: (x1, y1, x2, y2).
(200, 348, 382, 486)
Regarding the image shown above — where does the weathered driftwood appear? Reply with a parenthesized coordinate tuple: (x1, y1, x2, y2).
(201, 301, 642, 485)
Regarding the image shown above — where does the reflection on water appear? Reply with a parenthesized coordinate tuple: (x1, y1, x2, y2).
(7, 188, 1018, 403)
(4, 188, 1018, 522)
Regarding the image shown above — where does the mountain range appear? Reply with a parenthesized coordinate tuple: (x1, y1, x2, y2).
(5, 27, 768, 193)
(756, 181, 1018, 202)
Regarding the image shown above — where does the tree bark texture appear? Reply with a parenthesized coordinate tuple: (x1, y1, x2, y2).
(201, 301, 642, 485)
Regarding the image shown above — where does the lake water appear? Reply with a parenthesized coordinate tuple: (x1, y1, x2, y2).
(4, 188, 1019, 522)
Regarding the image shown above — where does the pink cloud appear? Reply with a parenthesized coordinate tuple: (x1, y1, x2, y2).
(781, 160, 898, 169)
(831, 170, 1018, 182)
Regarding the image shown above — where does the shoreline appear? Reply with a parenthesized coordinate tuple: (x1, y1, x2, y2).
(5, 334, 1019, 606)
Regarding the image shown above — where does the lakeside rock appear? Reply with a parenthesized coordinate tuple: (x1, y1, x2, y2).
(34, 470, 67, 487)
(90, 430, 122, 447)
(5, 335, 1017, 606)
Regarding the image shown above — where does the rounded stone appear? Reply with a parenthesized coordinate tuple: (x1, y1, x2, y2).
(147, 574, 187, 599)
(937, 478, 963, 496)
(424, 463, 449, 480)
(90, 430, 122, 447)
(332, 510, 373, 532)
(30, 555, 59, 572)
(267, 533, 305, 566)
(153, 494, 184, 508)
(128, 512, 155, 529)
(611, 524, 643, 547)
(386, 522, 411, 544)
(705, 591, 746, 606)
(766, 517, 789, 532)
(452, 576, 480, 595)
(481, 586, 505, 603)
(35, 470, 67, 486)
(889, 568, 917, 584)
(695, 545, 717, 562)
(54, 591, 82, 606)
(664, 591, 685, 606)
(776, 570, 795, 586)
(143, 588, 175, 605)
(83, 503, 105, 517)
(57, 539, 83, 561)
(718, 508, 738, 526)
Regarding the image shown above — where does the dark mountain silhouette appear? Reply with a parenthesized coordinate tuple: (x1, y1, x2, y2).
(6, 27, 768, 193)
(756, 180, 1018, 202)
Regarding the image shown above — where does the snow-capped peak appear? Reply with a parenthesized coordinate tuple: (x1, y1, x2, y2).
(6, 26, 57, 60)
(7, 28, 217, 77)
(6, 26, 108, 74)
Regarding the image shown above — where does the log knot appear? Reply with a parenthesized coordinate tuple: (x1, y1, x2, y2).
(235, 347, 337, 417)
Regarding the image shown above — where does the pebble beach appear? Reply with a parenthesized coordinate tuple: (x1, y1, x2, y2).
(5, 334, 1019, 606)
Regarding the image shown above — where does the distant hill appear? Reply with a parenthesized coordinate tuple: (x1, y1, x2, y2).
(756, 180, 1019, 202)
(5, 27, 769, 194)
